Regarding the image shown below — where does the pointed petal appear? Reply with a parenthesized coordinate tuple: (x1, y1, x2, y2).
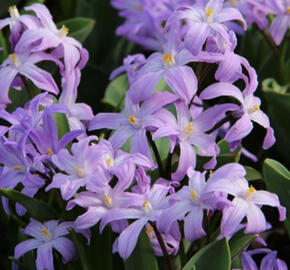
(52, 237, 76, 263)
(75, 206, 107, 229)
(36, 243, 54, 270)
(14, 239, 43, 259)
(245, 203, 266, 234)
(184, 207, 206, 242)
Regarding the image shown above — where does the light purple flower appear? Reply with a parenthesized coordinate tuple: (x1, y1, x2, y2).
(166, 0, 246, 54)
(157, 168, 231, 241)
(0, 51, 61, 108)
(15, 3, 88, 75)
(89, 92, 177, 160)
(14, 219, 76, 270)
(267, 0, 290, 45)
(200, 82, 275, 149)
(100, 183, 170, 259)
(206, 165, 286, 237)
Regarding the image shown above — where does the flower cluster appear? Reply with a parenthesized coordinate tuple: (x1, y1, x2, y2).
(0, 1, 288, 269)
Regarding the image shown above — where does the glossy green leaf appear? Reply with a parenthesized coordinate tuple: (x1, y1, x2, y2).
(262, 85, 290, 162)
(263, 159, 290, 212)
(245, 166, 263, 181)
(229, 229, 257, 260)
(69, 228, 91, 270)
(0, 188, 59, 221)
(216, 140, 241, 166)
(183, 238, 231, 270)
(155, 137, 170, 161)
(53, 112, 70, 140)
(57, 17, 95, 43)
(124, 229, 159, 270)
(102, 74, 128, 109)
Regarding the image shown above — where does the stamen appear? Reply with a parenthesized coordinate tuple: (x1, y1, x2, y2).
(105, 157, 114, 168)
(229, 0, 237, 6)
(47, 148, 54, 156)
(9, 54, 22, 68)
(104, 196, 112, 207)
(186, 123, 194, 134)
(128, 115, 138, 125)
(13, 165, 22, 171)
(247, 104, 260, 114)
(205, 8, 214, 23)
(162, 53, 175, 68)
(8, 6, 20, 19)
(247, 185, 256, 198)
(146, 225, 154, 237)
(76, 167, 85, 177)
(190, 189, 198, 200)
(136, 4, 142, 11)
(287, 7, 290, 13)
(142, 200, 152, 213)
(59, 25, 69, 39)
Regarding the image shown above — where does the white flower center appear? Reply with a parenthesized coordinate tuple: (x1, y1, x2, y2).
(8, 5, 20, 20)
(9, 54, 22, 68)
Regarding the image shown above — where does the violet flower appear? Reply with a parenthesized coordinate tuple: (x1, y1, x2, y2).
(205, 165, 286, 237)
(14, 219, 76, 270)
(89, 92, 176, 160)
(166, 0, 246, 54)
(100, 183, 170, 259)
(0, 51, 61, 108)
(157, 168, 231, 241)
(15, 3, 88, 75)
(200, 82, 275, 149)
(267, 0, 290, 45)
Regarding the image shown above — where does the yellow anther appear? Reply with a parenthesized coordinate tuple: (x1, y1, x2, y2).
(59, 25, 69, 39)
(128, 115, 138, 125)
(47, 148, 54, 156)
(8, 5, 20, 19)
(190, 189, 198, 200)
(142, 200, 152, 213)
(205, 8, 213, 16)
(13, 165, 22, 171)
(105, 157, 114, 168)
(253, 104, 260, 111)
(162, 53, 175, 67)
(33, 173, 39, 177)
(287, 7, 290, 13)
(104, 196, 112, 206)
(247, 185, 256, 197)
(41, 227, 50, 237)
(229, 0, 237, 6)
(9, 54, 22, 67)
(136, 4, 142, 11)
(76, 167, 85, 177)
(146, 225, 154, 236)
(186, 123, 194, 134)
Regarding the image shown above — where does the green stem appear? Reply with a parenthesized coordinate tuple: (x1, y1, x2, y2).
(146, 131, 165, 177)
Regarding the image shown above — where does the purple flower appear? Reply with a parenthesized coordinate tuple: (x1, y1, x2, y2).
(157, 168, 231, 242)
(127, 28, 197, 104)
(166, 0, 246, 54)
(241, 248, 288, 270)
(14, 219, 76, 270)
(0, 51, 61, 108)
(205, 165, 286, 237)
(89, 92, 176, 160)
(46, 136, 99, 200)
(100, 183, 170, 259)
(15, 3, 88, 75)
(200, 82, 275, 149)
(0, 5, 40, 47)
(153, 101, 237, 180)
(267, 0, 290, 45)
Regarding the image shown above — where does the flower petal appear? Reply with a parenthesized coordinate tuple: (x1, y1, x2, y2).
(52, 237, 76, 263)
(14, 239, 43, 259)
(36, 243, 54, 270)
(184, 207, 206, 242)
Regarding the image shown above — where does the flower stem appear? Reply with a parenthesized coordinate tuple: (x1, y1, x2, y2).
(149, 222, 174, 270)
(146, 131, 165, 177)
(206, 114, 234, 134)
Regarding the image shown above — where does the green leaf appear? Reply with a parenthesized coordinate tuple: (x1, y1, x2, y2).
(53, 112, 70, 140)
(57, 17, 95, 43)
(262, 84, 290, 162)
(245, 166, 263, 181)
(263, 159, 290, 237)
(102, 74, 128, 109)
(69, 228, 91, 270)
(0, 188, 59, 221)
(0, 30, 8, 63)
(229, 230, 257, 260)
(183, 238, 231, 270)
(155, 137, 170, 161)
(216, 140, 241, 166)
(124, 229, 159, 270)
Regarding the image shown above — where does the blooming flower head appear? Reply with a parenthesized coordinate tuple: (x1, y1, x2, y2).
(14, 219, 76, 270)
